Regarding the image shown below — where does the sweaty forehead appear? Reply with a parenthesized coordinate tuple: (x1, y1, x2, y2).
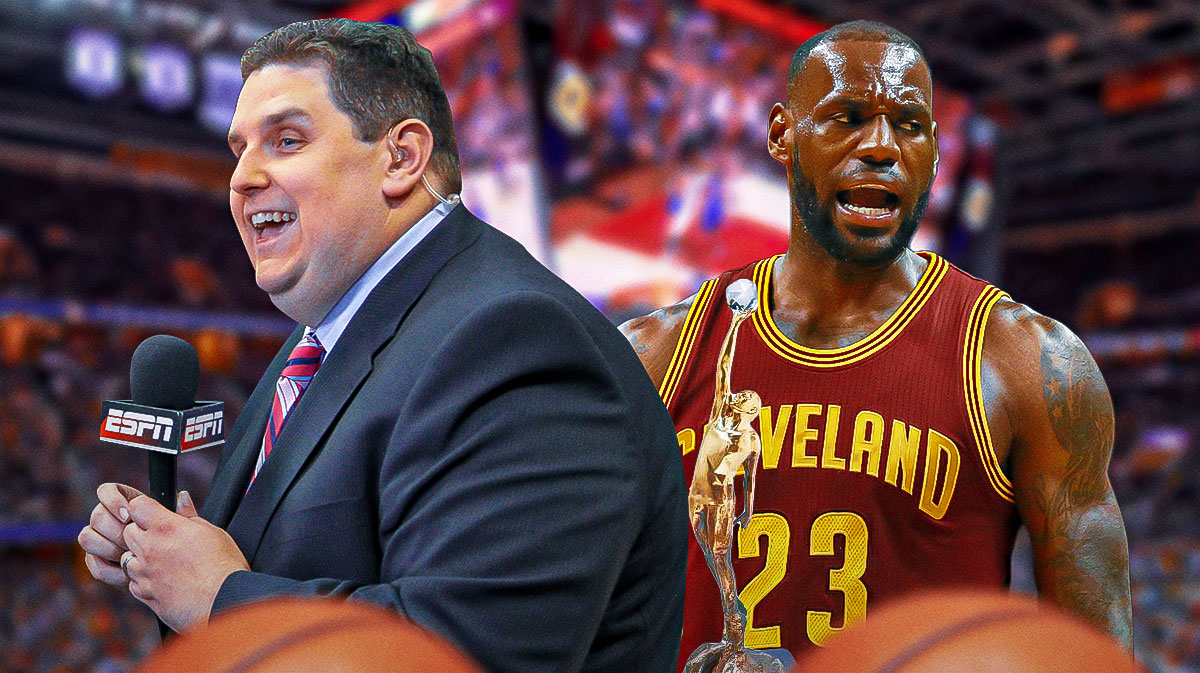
(792, 38, 931, 108)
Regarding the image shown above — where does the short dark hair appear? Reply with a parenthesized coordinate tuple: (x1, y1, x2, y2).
(787, 21, 928, 95)
(242, 18, 461, 192)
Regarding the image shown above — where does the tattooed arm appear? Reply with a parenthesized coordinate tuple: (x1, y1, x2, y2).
(618, 293, 697, 390)
(982, 299, 1133, 648)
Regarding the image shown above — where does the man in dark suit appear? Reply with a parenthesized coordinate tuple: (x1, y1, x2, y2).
(77, 19, 687, 673)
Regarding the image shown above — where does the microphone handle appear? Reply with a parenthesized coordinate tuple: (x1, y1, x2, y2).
(146, 450, 177, 641)
(147, 451, 177, 511)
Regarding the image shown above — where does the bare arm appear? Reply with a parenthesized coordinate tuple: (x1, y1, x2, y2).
(983, 300, 1132, 648)
(618, 293, 697, 390)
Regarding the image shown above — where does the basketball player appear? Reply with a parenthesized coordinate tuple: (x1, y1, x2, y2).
(621, 21, 1132, 666)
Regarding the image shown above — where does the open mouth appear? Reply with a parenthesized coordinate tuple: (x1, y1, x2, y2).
(836, 186, 900, 217)
(249, 211, 297, 239)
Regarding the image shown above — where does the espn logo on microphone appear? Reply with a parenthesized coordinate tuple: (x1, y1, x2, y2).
(100, 401, 225, 454)
(104, 410, 175, 443)
(183, 410, 224, 451)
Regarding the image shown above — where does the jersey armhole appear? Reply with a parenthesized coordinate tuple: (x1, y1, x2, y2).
(963, 286, 1016, 503)
(659, 278, 718, 412)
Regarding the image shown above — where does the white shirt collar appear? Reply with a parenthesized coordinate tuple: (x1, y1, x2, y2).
(311, 201, 455, 354)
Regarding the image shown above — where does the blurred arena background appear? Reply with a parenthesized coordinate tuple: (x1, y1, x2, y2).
(0, 0, 1196, 671)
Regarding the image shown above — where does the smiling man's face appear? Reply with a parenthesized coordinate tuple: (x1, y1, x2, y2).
(788, 38, 937, 266)
(227, 62, 392, 324)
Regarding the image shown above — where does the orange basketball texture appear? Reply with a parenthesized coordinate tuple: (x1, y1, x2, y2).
(791, 590, 1144, 673)
(133, 597, 485, 673)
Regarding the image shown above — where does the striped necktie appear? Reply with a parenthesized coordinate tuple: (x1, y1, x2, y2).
(248, 329, 325, 489)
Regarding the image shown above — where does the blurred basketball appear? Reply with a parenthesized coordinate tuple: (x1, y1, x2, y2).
(791, 590, 1144, 673)
(133, 597, 485, 673)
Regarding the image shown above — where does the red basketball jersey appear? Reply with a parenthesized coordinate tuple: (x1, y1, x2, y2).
(662, 252, 1020, 669)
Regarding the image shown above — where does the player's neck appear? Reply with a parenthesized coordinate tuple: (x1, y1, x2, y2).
(771, 242, 925, 347)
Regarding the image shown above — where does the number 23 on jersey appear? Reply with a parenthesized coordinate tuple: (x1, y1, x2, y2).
(737, 511, 869, 648)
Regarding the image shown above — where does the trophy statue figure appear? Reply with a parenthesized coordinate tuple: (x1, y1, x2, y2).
(684, 279, 784, 673)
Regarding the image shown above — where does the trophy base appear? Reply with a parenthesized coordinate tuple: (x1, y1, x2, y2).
(682, 642, 787, 673)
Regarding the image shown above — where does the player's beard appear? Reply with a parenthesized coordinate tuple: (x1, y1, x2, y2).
(791, 161, 931, 267)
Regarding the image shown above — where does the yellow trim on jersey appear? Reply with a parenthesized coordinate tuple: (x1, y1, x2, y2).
(751, 251, 949, 368)
(659, 278, 718, 411)
(963, 286, 1015, 502)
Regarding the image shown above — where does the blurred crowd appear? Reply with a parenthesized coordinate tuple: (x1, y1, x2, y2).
(1131, 538, 1200, 673)
(1115, 385, 1200, 672)
(0, 167, 267, 312)
(2, 549, 158, 673)
(440, 25, 537, 179)
(1006, 231, 1200, 333)
(552, 0, 789, 190)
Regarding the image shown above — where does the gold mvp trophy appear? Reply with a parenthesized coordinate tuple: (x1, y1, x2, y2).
(684, 279, 786, 673)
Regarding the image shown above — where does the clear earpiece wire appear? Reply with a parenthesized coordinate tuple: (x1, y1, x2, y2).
(389, 138, 460, 207)
(422, 173, 461, 206)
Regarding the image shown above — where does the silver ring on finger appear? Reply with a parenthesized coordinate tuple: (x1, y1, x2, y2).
(120, 550, 135, 577)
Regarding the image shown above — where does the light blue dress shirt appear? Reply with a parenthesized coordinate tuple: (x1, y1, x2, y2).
(312, 201, 455, 354)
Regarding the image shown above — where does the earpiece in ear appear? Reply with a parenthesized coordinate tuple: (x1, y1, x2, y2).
(386, 135, 461, 207)
(388, 140, 408, 164)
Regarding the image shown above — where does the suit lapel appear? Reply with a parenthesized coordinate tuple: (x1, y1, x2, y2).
(201, 326, 301, 528)
(222, 205, 485, 564)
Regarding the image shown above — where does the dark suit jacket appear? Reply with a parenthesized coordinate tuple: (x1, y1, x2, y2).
(200, 205, 687, 673)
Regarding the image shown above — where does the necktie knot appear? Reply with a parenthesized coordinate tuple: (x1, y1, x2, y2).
(282, 330, 325, 383)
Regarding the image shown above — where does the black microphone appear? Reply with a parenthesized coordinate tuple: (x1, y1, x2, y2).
(132, 335, 199, 510)
(100, 335, 225, 639)
(100, 335, 226, 509)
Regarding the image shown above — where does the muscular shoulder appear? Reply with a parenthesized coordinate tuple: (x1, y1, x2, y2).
(982, 298, 1114, 472)
(982, 299, 1064, 377)
(618, 294, 698, 389)
(983, 299, 1104, 396)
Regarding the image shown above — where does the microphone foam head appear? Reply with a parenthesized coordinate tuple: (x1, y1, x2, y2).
(131, 335, 199, 410)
